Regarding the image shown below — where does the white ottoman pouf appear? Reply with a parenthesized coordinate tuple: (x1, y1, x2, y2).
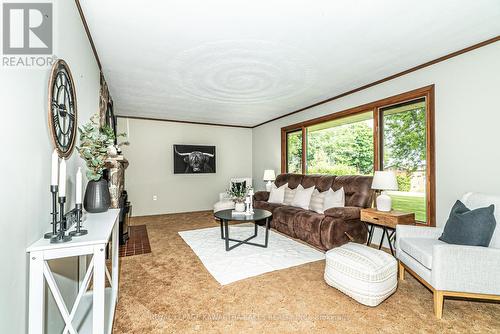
(324, 242, 397, 306)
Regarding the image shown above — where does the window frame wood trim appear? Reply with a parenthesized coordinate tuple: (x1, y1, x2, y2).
(280, 129, 287, 173)
(281, 85, 435, 226)
(301, 127, 307, 174)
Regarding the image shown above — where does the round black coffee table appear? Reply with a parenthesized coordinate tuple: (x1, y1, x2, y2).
(214, 209, 272, 251)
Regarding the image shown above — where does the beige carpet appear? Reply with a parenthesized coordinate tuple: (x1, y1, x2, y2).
(113, 211, 500, 334)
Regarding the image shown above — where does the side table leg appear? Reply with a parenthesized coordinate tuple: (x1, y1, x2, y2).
(224, 219, 230, 251)
(219, 219, 224, 239)
(387, 229, 395, 255)
(264, 217, 270, 247)
(93, 244, 106, 334)
(367, 224, 374, 246)
(29, 251, 44, 334)
(112, 218, 119, 300)
(379, 227, 387, 250)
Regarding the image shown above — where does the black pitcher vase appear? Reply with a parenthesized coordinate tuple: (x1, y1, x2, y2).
(84, 178, 111, 213)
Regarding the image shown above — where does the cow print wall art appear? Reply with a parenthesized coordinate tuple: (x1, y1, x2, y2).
(173, 144, 216, 174)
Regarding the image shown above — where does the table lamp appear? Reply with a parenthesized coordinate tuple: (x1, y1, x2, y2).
(263, 169, 276, 192)
(371, 171, 398, 212)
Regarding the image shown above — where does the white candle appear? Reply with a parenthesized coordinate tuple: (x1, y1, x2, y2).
(59, 159, 66, 197)
(51, 150, 59, 186)
(76, 167, 82, 204)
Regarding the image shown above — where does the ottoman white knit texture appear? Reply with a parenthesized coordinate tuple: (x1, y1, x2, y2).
(324, 242, 397, 307)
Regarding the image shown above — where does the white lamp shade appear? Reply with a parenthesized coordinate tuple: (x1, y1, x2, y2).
(263, 169, 276, 181)
(371, 171, 398, 190)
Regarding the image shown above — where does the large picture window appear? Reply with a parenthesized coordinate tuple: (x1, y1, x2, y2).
(281, 86, 435, 225)
(380, 98, 428, 222)
(286, 130, 303, 173)
(306, 112, 373, 176)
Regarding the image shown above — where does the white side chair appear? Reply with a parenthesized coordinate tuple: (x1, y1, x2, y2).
(396, 192, 500, 319)
(213, 177, 252, 213)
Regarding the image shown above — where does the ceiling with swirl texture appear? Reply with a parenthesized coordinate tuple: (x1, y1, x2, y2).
(79, 0, 500, 127)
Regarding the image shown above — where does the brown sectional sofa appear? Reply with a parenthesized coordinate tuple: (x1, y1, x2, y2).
(253, 173, 374, 251)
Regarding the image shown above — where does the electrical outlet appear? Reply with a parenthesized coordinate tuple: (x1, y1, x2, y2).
(152, 195, 158, 201)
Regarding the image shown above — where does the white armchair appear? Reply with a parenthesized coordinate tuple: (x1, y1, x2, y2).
(396, 192, 500, 319)
(213, 177, 252, 213)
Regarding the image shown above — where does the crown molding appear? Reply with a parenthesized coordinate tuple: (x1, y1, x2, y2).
(116, 115, 253, 129)
(75, 0, 102, 71)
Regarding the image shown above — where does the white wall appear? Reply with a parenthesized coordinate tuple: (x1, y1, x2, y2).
(116, 118, 253, 216)
(253, 41, 500, 227)
(0, 1, 100, 333)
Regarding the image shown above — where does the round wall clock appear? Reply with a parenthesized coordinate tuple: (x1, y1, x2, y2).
(48, 59, 77, 158)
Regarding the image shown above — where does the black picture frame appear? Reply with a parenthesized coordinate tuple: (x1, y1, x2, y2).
(173, 144, 216, 174)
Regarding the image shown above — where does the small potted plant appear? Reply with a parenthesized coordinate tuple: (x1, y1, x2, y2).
(227, 182, 249, 212)
(77, 113, 119, 213)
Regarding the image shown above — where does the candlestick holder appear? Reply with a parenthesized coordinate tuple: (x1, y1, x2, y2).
(51, 196, 72, 243)
(69, 203, 87, 236)
(44, 185, 59, 239)
(247, 189, 254, 215)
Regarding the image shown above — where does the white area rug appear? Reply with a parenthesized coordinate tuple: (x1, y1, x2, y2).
(179, 223, 325, 285)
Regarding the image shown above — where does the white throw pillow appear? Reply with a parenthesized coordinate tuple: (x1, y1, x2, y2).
(283, 186, 297, 205)
(291, 184, 316, 210)
(310, 189, 329, 214)
(323, 187, 345, 211)
(268, 183, 287, 204)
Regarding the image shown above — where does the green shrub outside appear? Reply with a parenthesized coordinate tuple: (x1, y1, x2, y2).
(307, 164, 358, 176)
(396, 174, 411, 192)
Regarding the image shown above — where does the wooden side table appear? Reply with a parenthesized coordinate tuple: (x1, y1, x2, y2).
(360, 208, 415, 255)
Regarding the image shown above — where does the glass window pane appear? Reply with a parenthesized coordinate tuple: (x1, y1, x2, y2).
(381, 98, 427, 222)
(306, 112, 373, 175)
(287, 130, 302, 173)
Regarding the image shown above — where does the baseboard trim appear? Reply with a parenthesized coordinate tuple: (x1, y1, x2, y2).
(130, 210, 213, 219)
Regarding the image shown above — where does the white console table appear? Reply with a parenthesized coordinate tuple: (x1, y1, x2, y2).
(26, 209, 120, 334)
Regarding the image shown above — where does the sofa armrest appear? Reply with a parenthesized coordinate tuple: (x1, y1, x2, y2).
(254, 191, 269, 202)
(323, 207, 360, 220)
(396, 225, 443, 240)
(219, 192, 230, 201)
(431, 245, 500, 294)
(321, 213, 368, 249)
